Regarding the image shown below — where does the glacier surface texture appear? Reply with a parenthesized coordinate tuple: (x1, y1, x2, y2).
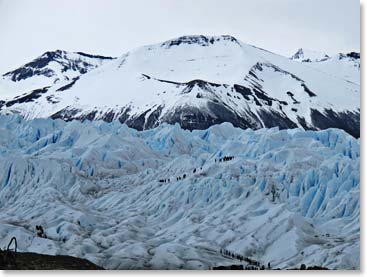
(0, 116, 360, 269)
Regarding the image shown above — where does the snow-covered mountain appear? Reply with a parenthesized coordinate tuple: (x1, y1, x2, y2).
(0, 36, 360, 137)
(291, 49, 360, 84)
(290, 48, 330, 63)
(0, 50, 115, 100)
(0, 115, 360, 269)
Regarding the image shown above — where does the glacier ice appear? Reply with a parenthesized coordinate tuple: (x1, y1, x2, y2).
(0, 115, 359, 269)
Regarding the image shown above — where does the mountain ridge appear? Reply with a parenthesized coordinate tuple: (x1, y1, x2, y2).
(0, 35, 360, 137)
(0, 50, 115, 100)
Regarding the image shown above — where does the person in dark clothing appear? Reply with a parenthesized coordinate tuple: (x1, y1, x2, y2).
(36, 225, 46, 238)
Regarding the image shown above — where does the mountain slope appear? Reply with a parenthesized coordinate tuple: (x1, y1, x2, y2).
(0, 36, 360, 137)
(291, 49, 360, 84)
(0, 116, 359, 269)
(290, 48, 330, 62)
(0, 50, 115, 100)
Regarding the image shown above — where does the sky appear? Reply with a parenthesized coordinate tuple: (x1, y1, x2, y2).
(0, 0, 360, 73)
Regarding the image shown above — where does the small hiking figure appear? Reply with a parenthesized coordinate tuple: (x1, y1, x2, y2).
(268, 262, 271, 269)
(36, 225, 46, 238)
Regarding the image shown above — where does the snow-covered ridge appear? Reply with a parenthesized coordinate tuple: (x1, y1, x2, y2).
(0, 116, 359, 269)
(290, 48, 360, 84)
(290, 48, 330, 62)
(160, 35, 240, 48)
(3, 50, 115, 82)
(0, 35, 360, 137)
(0, 50, 115, 100)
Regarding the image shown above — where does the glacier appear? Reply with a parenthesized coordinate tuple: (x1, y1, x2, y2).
(0, 115, 360, 269)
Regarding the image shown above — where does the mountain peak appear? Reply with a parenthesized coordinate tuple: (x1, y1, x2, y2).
(41, 49, 65, 57)
(339, 52, 360, 60)
(160, 35, 239, 48)
(0, 36, 360, 138)
(2, 50, 115, 83)
(291, 48, 329, 62)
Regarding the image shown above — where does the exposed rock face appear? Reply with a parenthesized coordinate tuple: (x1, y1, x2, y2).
(0, 250, 103, 270)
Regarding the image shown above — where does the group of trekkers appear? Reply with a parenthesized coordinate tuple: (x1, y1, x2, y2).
(220, 248, 267, 270)
(159, 155, 235, 184)
(158, 178, 171, 183)
(158, 166, 205, 183)
(35, 225, 46, 238)
(218, 248, 327, 270)
(215, 156, 234, 163)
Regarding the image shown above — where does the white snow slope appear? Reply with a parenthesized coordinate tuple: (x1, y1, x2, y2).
(0, 115, 359, 269)
(0, 50, 115, 100)
(291, 49, 360, 84)
(290, 48, 330, 63)
(0, 36, 360, 137)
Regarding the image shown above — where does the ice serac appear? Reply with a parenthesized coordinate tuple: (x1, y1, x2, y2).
(0, 35, 360, 137)
(0, 115, 360, 269)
